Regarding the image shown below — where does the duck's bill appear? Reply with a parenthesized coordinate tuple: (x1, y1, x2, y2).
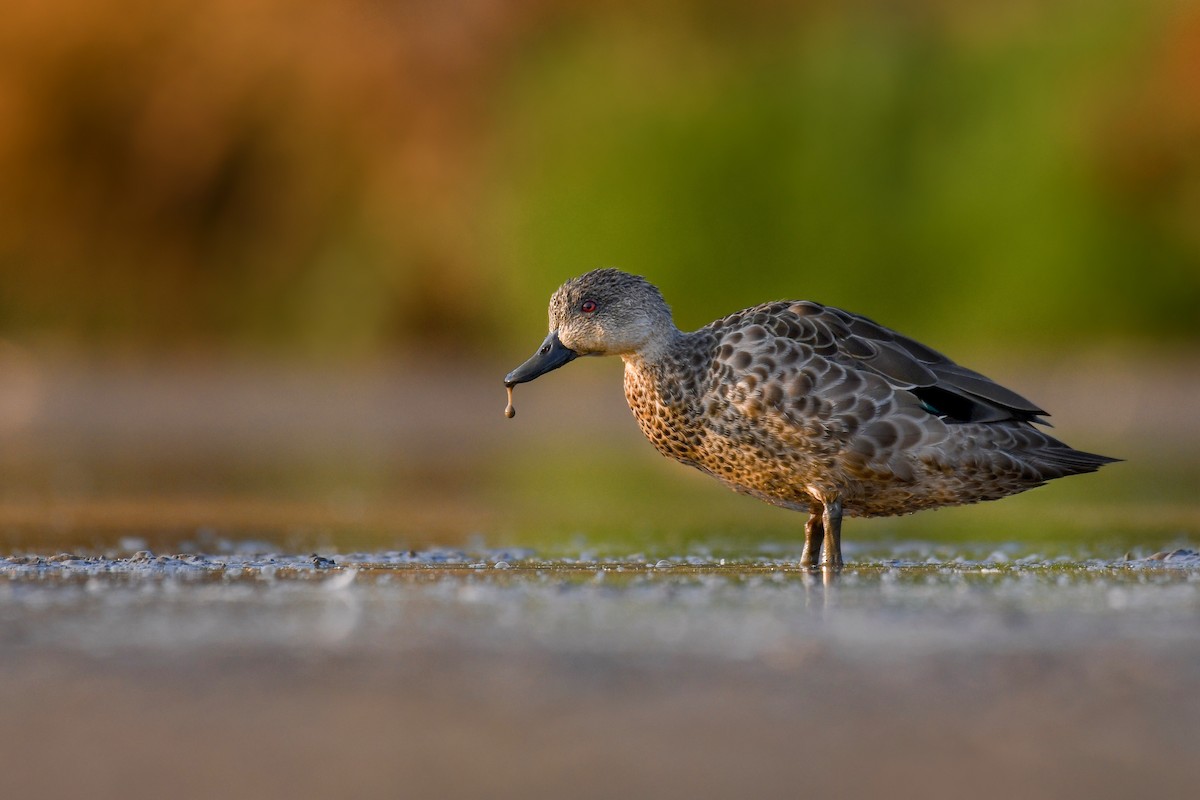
(504, 331, 578, 386)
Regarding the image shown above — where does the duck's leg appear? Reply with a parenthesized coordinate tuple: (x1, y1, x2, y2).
(820, 498, 844, 569)
(800, 512, 824, 568)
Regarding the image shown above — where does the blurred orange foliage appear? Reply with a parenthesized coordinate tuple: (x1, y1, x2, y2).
(0, 0, 561, 348)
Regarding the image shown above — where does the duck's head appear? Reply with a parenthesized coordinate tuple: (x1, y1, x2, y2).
(504, 269, 674, 389)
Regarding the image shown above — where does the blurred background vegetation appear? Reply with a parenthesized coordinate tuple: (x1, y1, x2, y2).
(1, 0, 1197, 358)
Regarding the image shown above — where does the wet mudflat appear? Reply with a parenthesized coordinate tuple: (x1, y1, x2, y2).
(2, 545, 1200, 800)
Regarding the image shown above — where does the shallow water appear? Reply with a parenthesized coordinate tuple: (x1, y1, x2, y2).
(3, 546, 1199, 659)
(3, 545, 1200, 799)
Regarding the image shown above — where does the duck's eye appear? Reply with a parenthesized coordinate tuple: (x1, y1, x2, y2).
(581, 299, 598, 314)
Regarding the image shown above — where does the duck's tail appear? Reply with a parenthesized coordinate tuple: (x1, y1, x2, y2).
(1025, 435, 1120, 481)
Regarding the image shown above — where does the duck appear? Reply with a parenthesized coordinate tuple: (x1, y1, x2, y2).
(503, 268, 1117, 569)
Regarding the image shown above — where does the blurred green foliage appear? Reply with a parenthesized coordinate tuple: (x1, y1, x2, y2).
(1, 0, 1197, 354)
(493, 0, 1200, 350)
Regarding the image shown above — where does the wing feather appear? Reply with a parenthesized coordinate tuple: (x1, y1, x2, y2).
(712, 301, 1049, 426)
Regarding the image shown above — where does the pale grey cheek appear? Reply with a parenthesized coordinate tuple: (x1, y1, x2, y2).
(559, 326, 590, 351)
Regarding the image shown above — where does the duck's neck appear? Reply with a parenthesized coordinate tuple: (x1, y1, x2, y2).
(621, 326, 684, 368)
(620, 328, 702, 405)
(620, 329, 703, 463)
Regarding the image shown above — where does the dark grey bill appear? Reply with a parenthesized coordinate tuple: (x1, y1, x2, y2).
(504, 331, 578, 386)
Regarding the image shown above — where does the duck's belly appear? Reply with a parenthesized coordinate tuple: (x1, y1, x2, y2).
(684, 428, 1038, 518)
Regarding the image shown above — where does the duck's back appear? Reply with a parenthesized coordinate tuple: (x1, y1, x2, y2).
(622, 301, 1116, 518)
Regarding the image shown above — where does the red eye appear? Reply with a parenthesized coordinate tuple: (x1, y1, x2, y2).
(581, 300, 598, 313)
